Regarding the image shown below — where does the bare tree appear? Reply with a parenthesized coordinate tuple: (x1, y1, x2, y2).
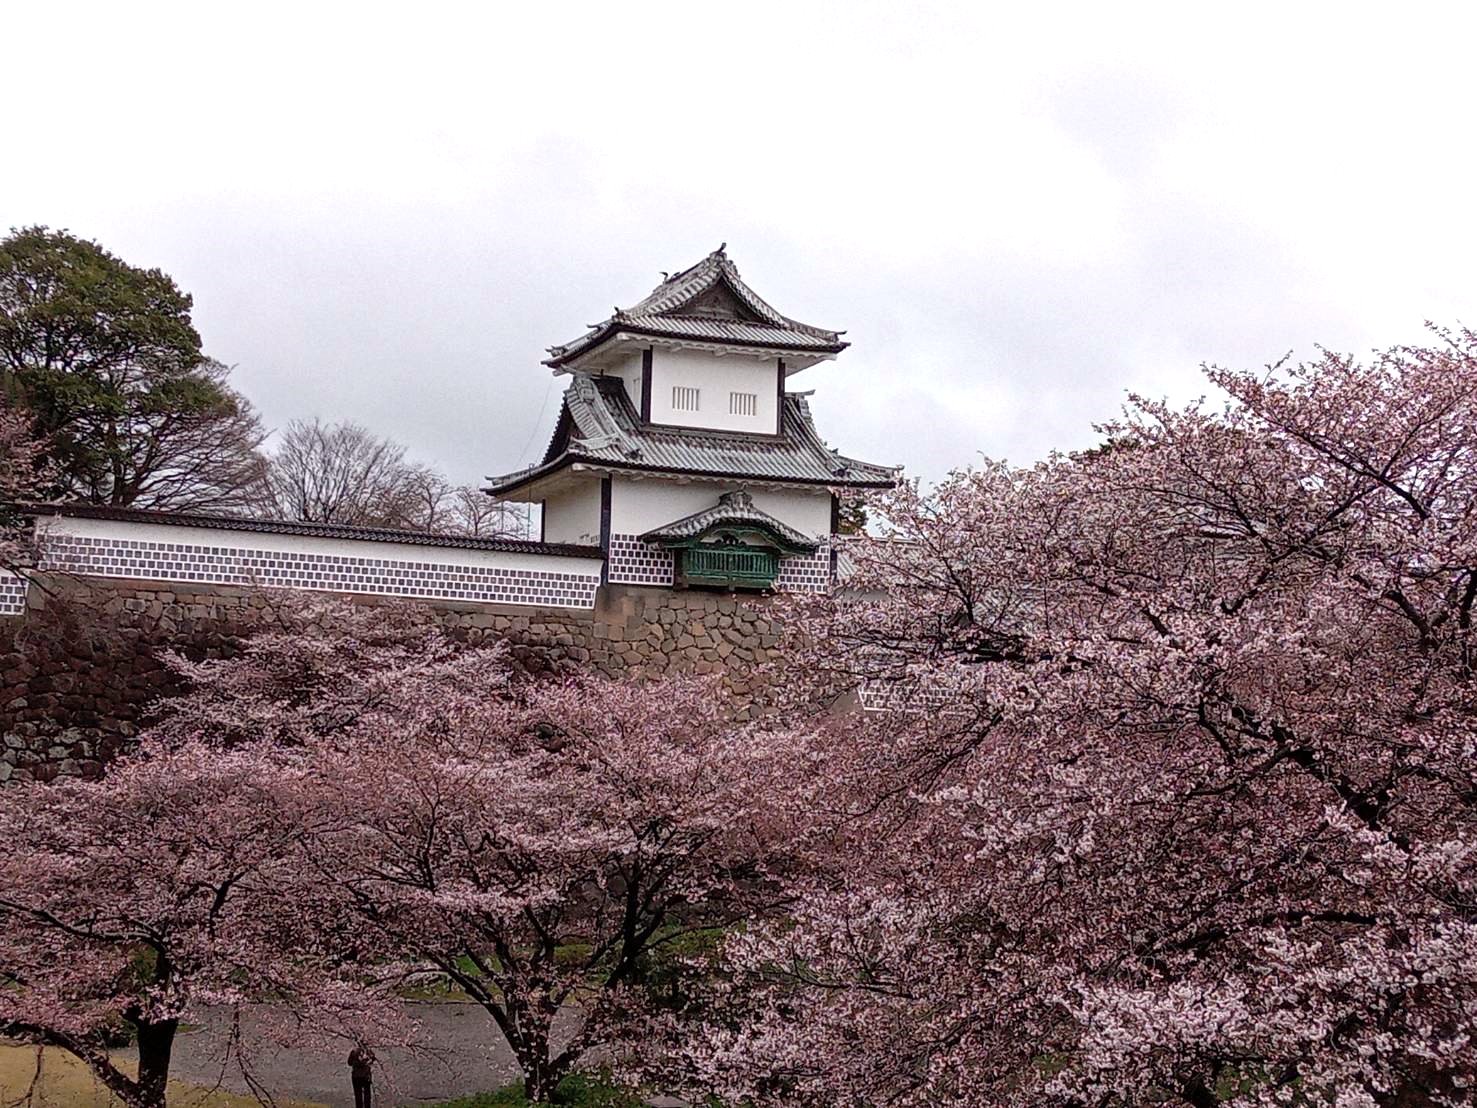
(258, 419, 526, 537)
(118, 357, 270, 512)
(443, 485, 528, 538)
(399, 467, 454, 531)
(259, 419, 433, 527)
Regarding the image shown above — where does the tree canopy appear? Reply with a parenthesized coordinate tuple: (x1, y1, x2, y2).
(156, 596, 811, 1101)
(0, 404, 45, 573)
(0, 740, 395, 1108)
(0, 226, 265, 511)
(0, 596, 816, 1105)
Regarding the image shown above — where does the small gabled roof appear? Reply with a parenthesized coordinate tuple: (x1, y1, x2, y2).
(486, 375, 899, 498)
(641, 490, 819, 554)
(545, 246, 847, 368)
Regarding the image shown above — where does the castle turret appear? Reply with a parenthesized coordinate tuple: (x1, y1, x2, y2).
(487, 247, 896, 591)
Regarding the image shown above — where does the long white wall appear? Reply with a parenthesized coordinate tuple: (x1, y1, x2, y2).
(648, 348, 779, 433)
(32, 515, 606, 610)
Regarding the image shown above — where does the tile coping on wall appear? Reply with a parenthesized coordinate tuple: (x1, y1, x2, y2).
(25, 502, 602, 558)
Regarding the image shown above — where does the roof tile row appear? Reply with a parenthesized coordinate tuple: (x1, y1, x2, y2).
(487, 375, 898, 496)
(545, 247, 846, 366)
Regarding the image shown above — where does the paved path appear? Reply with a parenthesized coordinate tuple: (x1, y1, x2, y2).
(118, 1001, 585, 1107)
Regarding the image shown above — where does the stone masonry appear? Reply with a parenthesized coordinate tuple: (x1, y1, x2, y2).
(0, 573, 789, 783)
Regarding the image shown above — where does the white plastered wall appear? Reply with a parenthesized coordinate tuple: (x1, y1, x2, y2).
(35, 516, 604, 576)
(610, 477, 830, 539)
(647, 347, 779, 433)
(32, 515, 606, 609)
(541, 479, 603, 545)
(596, 348, 644, 411)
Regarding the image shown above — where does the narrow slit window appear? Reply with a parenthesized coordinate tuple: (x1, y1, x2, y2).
(729, 391, 758, 416)
(672, 385, 700, 412)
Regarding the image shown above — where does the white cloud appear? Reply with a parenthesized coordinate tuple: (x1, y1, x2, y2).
(6, 0, 1475, 485)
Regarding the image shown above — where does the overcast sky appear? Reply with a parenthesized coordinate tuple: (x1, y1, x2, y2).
(7, 2, 1475, 487)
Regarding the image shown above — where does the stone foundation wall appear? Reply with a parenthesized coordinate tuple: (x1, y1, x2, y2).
(0, 574, 787, 783)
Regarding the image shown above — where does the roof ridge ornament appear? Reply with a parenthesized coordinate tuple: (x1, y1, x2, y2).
(640, 486, 819, 555)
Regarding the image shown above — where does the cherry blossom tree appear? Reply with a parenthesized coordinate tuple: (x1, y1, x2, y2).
(148, 591, 467, 749)
(308, 671, 809, 1100)
(148, 595, 816, 1102)
(0, 741, 393, 1108)
(665, 331, 1477, 1107)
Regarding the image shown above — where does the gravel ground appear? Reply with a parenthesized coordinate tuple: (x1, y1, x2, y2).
(116, 1001, 587, 1108)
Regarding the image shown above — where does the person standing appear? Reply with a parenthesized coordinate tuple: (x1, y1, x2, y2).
(348, 1044, 376, 1108)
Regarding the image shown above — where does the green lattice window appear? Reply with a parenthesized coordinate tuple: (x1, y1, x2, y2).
(677, 544, 779, 590)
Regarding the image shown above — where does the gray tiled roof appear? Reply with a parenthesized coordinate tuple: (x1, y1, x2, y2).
(641, 490, 819, 552)
(545, 246, 847, 366)
(486, 375, 899, 496)
(591, 314, 842, 350)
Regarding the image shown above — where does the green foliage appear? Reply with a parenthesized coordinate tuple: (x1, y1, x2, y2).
(553, 941, 593, 969)
(427, 1070, 647, 1108)
(631, 926, 729, 1011)
(833, 496, 868, 535)
(0, 225, 264, 510)
(1070, 433, 1142, 463)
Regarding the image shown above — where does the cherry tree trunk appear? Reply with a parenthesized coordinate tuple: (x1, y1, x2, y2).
(513, 1023, 564, 1104)
(132, 1019, 178, 1108)
(521, 1052, 558, 1104)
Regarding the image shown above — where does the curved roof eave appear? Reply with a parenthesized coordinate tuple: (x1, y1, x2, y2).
(543, 322, 848, 368)
(485, 455, 899, 500)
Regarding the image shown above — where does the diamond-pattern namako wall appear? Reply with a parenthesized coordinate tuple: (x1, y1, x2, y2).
(606, 532, 831, 593)
(37, 530, 603, 610)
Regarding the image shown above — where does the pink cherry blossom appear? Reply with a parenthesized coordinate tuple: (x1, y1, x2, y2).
(662, 330, 1477, 1107)
(146, 596, 822, 1102)
(0, 741, 396, 1108)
